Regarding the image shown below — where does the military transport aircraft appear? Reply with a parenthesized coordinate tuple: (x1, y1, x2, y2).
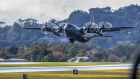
(23, 17, 135, 43)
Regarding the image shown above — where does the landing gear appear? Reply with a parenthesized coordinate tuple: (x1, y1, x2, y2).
(81, 38, 87, 43)
(82, 40, 86, 43)
(83, 41, 86, 43)
(69, 39, 75, 43)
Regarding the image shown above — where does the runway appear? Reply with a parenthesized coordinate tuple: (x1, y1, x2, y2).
(0, 62, 35, 65)
(0, 64, 132, 73)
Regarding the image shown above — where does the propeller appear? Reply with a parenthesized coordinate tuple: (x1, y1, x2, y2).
(97, 21, 113, 36)
(41, 20, 62, 36)
(99, 21, 112, 28)
(41, 22, 48, 35)
(84, 16, 94, 33)
(102, 21, 106, 28)
(95, 21, 106, 36)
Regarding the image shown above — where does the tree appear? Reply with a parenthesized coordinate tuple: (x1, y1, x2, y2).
(44, 52, 54, 62)
(120, 56, 127, 62)
(8, 47, 18, 55)
(75, 52, 85, 57)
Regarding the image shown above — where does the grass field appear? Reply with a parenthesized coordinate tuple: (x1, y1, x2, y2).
(0, 62, 129, 67)
(0, 69, 131, 79)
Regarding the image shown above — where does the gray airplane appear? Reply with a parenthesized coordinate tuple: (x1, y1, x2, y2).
(23, 17, 135, 43)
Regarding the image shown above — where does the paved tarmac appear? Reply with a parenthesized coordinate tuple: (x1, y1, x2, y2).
(0, 64, 132, 73)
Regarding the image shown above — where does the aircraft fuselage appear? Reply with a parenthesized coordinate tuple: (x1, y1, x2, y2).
(64, 24, 92, 43)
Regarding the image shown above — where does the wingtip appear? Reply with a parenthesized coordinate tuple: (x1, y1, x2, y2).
(133, 26, 136, 28)
(130, 26, 136, 29)
(127, 26, 135, 28)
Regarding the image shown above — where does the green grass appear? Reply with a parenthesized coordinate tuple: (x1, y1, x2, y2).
(0, 69, 131, 79)
(0, 62, 129, 67)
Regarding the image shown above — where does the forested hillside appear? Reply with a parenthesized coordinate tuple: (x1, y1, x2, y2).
(0, 4, 139, 48)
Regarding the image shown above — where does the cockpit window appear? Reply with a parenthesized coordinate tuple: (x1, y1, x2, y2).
(67, 24, 80, 30)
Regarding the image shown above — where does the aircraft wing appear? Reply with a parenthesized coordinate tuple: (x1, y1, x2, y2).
(23, 27, 41, 30)
(102, 26, 135, 32)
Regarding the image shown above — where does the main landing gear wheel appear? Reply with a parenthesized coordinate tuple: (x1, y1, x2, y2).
(70, 39, 75, 43)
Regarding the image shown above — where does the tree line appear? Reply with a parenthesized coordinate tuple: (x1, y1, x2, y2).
(0, 40, 139, 62)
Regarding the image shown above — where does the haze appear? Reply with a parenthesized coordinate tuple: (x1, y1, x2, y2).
(0, 0, 139, 25)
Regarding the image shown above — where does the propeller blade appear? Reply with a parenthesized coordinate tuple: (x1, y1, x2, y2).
(102, 21, 106, 27)
(84, 16, 94, 33)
